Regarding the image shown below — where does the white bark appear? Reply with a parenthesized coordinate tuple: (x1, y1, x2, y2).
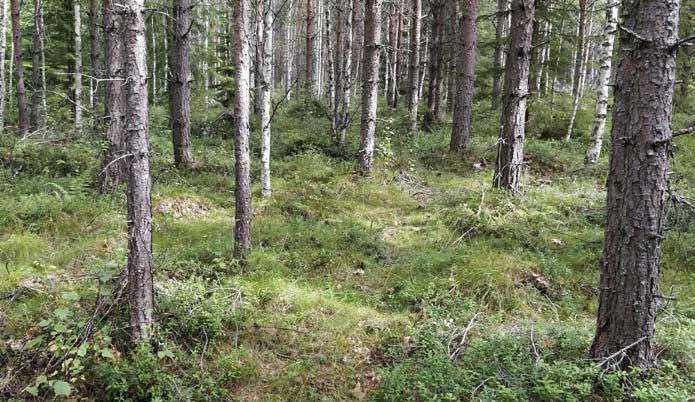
(0, 0, 7, 130)
(74, 0, 83, 130)
(585, 0, 618, 164)
(260, 0, 273, 198)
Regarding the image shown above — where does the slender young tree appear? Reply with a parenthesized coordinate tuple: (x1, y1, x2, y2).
(254, 0, 264, 113)
(591, 0, 680, 370)
(233, 0, 252, 260)
(9, 0, 27, 136)
(260, 0, 273, 198)
(407, 0, 421, 134)
(357, 0, 382, 174)
(171, 0, 193, 167)
(305, 0, 315, 97)
(89, 0, 101, 127)
(426, 0, 445, 121)
(74, 0, 83, 131)
(30, 0, 46, 132)
(450, 0, 479, 153)
(386, 0, 400, 108)
(585, 0, 618, 164)
(492, 0, 534, 192)
(284, 0, 293, 102)
(123, 0, 154, 341)
(565, 0, 587, 140)
(492, 0, 510, 106)
(0, 0, 7, 131)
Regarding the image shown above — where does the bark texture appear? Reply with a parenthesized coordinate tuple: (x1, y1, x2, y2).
(74, 0, 83, 131)
(31, 0, 45, 131)
(0, 0, 7, 131)
(492, 0, 533, 192)
(123, 0, 154, 341)
(590, 0, 680, 370)
(99, 0, 127, 193)
(358, 0, 382, 174)
(171, 0, 193, 167)
(89, 0, 101, 127)
(492, 0, 510, 106)
(386, 0, 400, 108)
(9, 0, 27, 136)
(406, 0, 421, 134)
(450, 0, 479, 153)
(585, 0, 618, 164)
(565, 0, 587, 140)
(233, 0, 252, 260)
(426, 0, 445, 121)
(305, 0, 315, 97)
(260, 0, 273, 198)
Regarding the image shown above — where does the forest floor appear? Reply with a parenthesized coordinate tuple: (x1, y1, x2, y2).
(1, 98, 694, 400)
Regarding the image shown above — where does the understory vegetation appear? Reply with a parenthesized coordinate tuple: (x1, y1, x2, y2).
(1, 96, 694, 400)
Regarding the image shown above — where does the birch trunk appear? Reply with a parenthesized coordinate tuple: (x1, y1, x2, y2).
(260, 0, 273, 198)
(358, 0, 382, 174)
(123, 0, 154, 341)
(284, 0, 293, 102)
(407, 0, 421, 134)
(305, 0, 316, 97)
(450, 0, 479, 153)
(337, 0, 353, 147)
(0, 0, 7, 131)
(492, 0, 533, 192)
(9, 0, 27, 136)
(89, 0, 101, 127)
(585, 0, 618, 164)
(590, 0, 680, 370)
(74, 0, 83, 131)
(233, 0, 252, 260)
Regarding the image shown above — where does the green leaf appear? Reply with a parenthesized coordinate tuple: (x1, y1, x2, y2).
(24, 335, 45, 350)
(52, 380, 71, 396)
(61, 291, 80, 301)
(53, 308, 72, 320)
(101, 348, 115, 359)
(76, 343, 88, 357)
(35, 375, 48, 385)
(25, 386, 39, 396)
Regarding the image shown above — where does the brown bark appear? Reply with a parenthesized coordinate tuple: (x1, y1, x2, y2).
(492, 0, 533, 192)
(305, 0, 315, 97)
(407, 0, 421, 134)
(590, 0, 680, 370)
(233, 0, 252, 260)
(123, 0, 154, 341)
(99, 0, 127, 193)
(386, 0, 400, 108)
(492, 0, 510, 106)
(171, 0, 193, 167)
(449, 0, 479, 153)
(357, 0, 382, 174)
(426, 0, 445, 121)
(9, 0, 27, 136)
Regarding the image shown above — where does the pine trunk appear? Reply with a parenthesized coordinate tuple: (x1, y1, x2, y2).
(305, 0, 315, 97)
(171, 0, 193, 167)
(0, 0, 7, 131)
(492, 0, 510, 106)
(99, 0, 128, 193)
(590, 0, 680, 370)
(492, 0, 533, 192)
(585, 0, 617, 164)
(123, 0, 154, 341)
(233, 0, 252, 260)
(357, 0, 382, 174)
(449, 0, 479, 153)
(386, 1, 400, 108)
(565, 0, 587, 140)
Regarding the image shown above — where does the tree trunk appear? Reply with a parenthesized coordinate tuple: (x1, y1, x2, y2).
(492, 0, 510, 107)
(590, 0, 680, 370)
(585, 0, 617, 165)
(426, 0, 445, 122)
(9, 0, 27, 136)
(89, 0, 101, 128)
(150, 15, 157, 108)
(30, 0, 45, 132)
(305, 0, 315, 97)
(565, 0, 587, 140)
(171, 0, 193, 167)
(260, 0, 273, 198)
(123, 0, 154, 342)
(0, 0, 7, 131)
(550, 0, 567, 104)
(337, 0, 354, 147)
(254, 0, 264, 113)
(492, 0, 533, 192)
(407, 0, 421, 134)
(99, 0, 127, 193)
(449, 0, 479, 153)
(284, 0, 293, 102)
(386, 0, 400, 108)
(357, 0, 382, 174)
(233, 0, 252, 260)
(74, 0, 83, 131)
